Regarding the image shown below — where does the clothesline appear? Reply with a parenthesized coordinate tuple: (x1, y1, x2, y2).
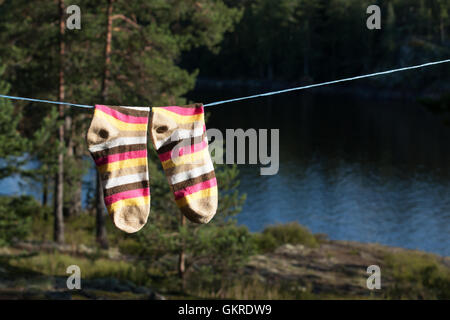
(1, 58, 450, 109)
(0, 94, 93, 109)
(203, 59, 450, 106)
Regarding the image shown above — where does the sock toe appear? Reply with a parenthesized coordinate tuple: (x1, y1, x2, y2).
(112, 205, 150, 233)
(180, 196, 218, 224)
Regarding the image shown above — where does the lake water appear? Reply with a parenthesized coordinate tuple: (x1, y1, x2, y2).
(190, 87, 450, 256)
(2, 88, 449, 256)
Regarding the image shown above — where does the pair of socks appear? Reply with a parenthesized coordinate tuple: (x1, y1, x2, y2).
(86, 103, 218, 233)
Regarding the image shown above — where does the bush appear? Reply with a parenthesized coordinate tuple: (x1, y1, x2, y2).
(191, 224, 256, 270)
(383, 251, 450, 299)
(0, 195, 37, 246)
(253, 222, 319, 253)
(182, 224, 256, 293)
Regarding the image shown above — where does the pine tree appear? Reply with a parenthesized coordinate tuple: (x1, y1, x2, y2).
(0, 63, 27, 178)
(95, 0, 115, 249)
(0, 1, 245, 252)
(54, 0, 66, 244)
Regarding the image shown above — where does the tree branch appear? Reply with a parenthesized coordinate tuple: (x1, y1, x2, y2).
(111, 14, 140, 29)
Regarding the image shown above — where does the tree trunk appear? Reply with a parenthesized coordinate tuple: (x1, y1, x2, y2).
(64, 144, 83, 217)
(101, 0, 114, 100)
(43, 174, 49, 221)
(65, 117, 85, 217)
(63, 113, 75, 217)
(95, 0, 114, 248)
(42, 174, 48, 206)
(178, 214, 186, 291)
(54, 0, 65, 243)
(68, 178, 82, 216)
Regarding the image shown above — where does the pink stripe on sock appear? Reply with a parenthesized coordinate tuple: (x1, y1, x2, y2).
(95, 150, 147, 165)
(96, 104, 148, 124)
(174, 178, 217, 200)
(158, 139, 207, 162)
(160, 106, 204, 116)
(104, 188, 150, 206)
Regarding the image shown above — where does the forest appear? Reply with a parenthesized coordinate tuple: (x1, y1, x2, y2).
(0, 0, 449, 299)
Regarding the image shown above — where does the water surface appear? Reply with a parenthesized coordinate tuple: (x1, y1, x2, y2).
(191, 88, 450, 256)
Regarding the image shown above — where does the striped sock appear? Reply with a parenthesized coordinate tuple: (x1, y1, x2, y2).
(86, 104, 150, 233)
(150, 103, 218, 223)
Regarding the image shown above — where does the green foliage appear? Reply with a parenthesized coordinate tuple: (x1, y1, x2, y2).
(0, 0, 243, 215)
(0, 63, 27, 179)
(253, 222, 319, 253)
(188, 0, 450, 89)
(383, 251, 450, 299)
(214, 164, 247, 221)
(0, 196, 38, 246)
(188, 223, 255, 270)
(182, 223, 255, 294)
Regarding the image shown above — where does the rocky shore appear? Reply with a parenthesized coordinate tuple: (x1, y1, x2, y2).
(245, 241, 449, 297)
(1, 239, 448, 299)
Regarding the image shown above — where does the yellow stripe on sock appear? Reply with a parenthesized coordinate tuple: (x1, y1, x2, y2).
(175, 187, 218, 207)
(96, 109, 148, 131)
(154, 108, 204, 124)
(98, 157, 148, 173)
(107, 196, 150, 212)
(161, 148, 209, 170)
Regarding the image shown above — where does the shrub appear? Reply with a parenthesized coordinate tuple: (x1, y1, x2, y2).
(253, 222, 319, 253)
(191, 224, 256, 270)
(383, 251, 450, 299)
(183, 224, 256, 293)
(0, 195, 37, 246)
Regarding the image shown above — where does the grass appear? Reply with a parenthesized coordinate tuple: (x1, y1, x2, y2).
(187, 276, 316, 300)
(4, 252, 144, 281)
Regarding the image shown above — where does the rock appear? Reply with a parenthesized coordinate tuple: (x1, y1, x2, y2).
(107, 247, 121, 259)
(244, 240, 430, 297)
(275, 244, 305, 256)
(78, 244, 94, 255)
